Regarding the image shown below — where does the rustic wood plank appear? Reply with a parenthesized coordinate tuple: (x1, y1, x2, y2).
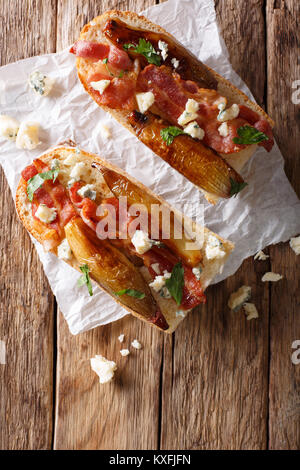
(161, 0, 270, 450)
(266, 0, 300, 450)
(54, 0, 161, 450)
(0, 0, 57, 450)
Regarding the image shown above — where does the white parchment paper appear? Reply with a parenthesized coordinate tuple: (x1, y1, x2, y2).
(0, 0, 299, 334)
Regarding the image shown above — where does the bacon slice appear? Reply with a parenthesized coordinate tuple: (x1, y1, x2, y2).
(70, 41, 110, 60)
(239, 105, 274, 151)
(70, 40, 133, 72)
(138, 65, 274, 154)
(88, 74, 136, 110)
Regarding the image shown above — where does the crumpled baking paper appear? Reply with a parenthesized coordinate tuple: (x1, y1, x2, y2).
(0, 0, 299, 334)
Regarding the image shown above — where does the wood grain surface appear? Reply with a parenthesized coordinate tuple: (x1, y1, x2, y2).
(0, 0, 299, 450)
(0, 0, 57, 450)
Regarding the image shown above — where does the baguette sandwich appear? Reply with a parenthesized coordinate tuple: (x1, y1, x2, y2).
(70, 10, 274, 204)
(16, 145, 234, 333)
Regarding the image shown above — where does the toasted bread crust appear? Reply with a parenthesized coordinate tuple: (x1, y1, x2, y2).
(16, 146, 234, 333)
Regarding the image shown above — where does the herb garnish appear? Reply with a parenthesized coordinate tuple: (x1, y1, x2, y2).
(165, 262, 185, 306)
(27, 162, 60, 202)
(102, 57, 113, 76)
(229, 178, 248, 197)
(160, 126, 185, 145)
(78, 264, 93, 296)
(233, 125, 269, 145)
(123, 38, 161, 66)
(115, 288, 145, 299)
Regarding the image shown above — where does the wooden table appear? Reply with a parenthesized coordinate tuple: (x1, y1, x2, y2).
(0, 0, 299, 450)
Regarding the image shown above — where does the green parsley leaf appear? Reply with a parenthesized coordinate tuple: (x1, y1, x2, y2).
(123, 38, 161, 66)
(165, 262, 185, 306)
(27, 164, 60, 202)
(229, 178, 248, 197)
(115, 288, 145, 299)
(78, 264, 93, 296)
(233, 125, 269, 145)
(118, 71, 124, 78)
(160, 126, 185, 145)
(102, 57, 113, 76)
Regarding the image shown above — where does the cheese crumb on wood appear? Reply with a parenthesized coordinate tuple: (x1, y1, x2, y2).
(118, 334, 125, 343)
(243, 303, 259, 320)
(90, 355, 117, 384)
(261, 272, 283, 282)
(228, 285, 251, 311)
(131, 339, 142, 350)
(120, 349, 130, 357)
(254, 250, 269, 261)
(289, 236, 300, 255)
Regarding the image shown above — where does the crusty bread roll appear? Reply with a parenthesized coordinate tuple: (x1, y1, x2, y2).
(16, 145, 234, 333)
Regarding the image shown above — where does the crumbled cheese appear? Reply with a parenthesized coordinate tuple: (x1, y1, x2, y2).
(289, 236, 300, 255)
(149, 271, 172, 298)
(131, 230, 153, 255)
(254, 250, 269, 261)
(150, 263, 161, 275)
(176, 310, 186, 318)
(205, 235, 226, 260)
(100, 123, 111, 139)
(77, 184, 96, 200)
(51, 159, 60, 171)
(69, 162, 88, 181)
(261, 272, 283, 282)
(158, 40, 168, 61)
(120, 349, 130, 357)
(0, 115, 19, 141)
(149, 275, 166, 293)
(228, 285, 252, 311)
(35, 204, 57, 224)
(90, 355, 117, 384)
(171, 57, 180, 69)
(218, 122, 229, 137)
(243, 303, 259, 321)
(16, 122, 40, 150)
(118, 334, 125, 343)
(192, 266, 202, 280)
(136, 91, 155, 114)
(178, 99, 200, 127)
(184, 121, 205, 140)
(90, 79, 111, 94)
(131, 339, 142, 350)
(185, 99, 200, 114)
(28, 70, 55, 96)
(178, 110, 198, 126)
(217, 103, 240, 122)
(57, 238, 72, 260)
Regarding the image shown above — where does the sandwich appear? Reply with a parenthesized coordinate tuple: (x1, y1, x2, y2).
(16, 145, 234, 332)
(70, 10, 274, 203)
